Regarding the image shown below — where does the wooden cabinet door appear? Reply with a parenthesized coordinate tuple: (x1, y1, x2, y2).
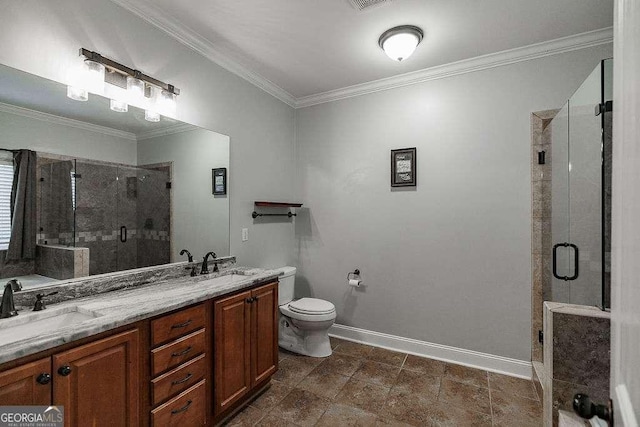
(0, 358, 51, 405)
(53, 329, 139, 427)
(213, 290, 251, 415)
(251, 282, 278, 386)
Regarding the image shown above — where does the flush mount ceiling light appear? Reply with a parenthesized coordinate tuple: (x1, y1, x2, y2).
(66, 48, 180, 121)
(378, 25, 424, 62)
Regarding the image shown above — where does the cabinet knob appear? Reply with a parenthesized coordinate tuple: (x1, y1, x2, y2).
(36, 373, 51, 385)
(58, 365, 72, 376)
(246, 297, 253, 304)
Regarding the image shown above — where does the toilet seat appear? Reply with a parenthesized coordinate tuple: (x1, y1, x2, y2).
(280, 298, 336, 322)
(289, 298, 335, 315)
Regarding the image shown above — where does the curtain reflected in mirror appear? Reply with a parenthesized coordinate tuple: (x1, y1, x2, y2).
(6, 150, 37, 261)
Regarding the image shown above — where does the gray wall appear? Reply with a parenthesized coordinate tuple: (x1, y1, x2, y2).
(0, 0, 296, 268)
(0, 110, 137, 164)
(138, 129, 230, 261)
(294, 45, 612, 361)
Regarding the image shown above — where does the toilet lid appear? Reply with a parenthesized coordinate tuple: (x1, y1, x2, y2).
(289, 298, 335, 315)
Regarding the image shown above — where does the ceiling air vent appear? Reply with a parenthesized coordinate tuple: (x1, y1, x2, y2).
(347, 0, 392, 11)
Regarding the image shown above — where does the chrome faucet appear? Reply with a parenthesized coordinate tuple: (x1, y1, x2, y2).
(200, 252, 218, 275)
(0, 279, 22, 318)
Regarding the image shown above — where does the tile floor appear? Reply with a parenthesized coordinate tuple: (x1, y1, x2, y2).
(223, 338, 542, 426)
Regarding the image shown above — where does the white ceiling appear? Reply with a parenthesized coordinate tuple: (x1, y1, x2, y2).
(113, 0, 613, 101)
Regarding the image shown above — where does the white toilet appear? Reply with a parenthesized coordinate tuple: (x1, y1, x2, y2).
(276, 266, 336, 357)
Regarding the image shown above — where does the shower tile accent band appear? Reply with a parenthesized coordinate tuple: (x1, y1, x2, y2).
(37, 229, 171, 245)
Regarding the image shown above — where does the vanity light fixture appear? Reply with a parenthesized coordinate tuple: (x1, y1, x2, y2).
(126, 75, 145, 105)
(83, 60, 106, 94)
(378, 25, 424, 62)
(157, 90, 177, 117)
(110, 99, 128, 113)
(145, 110, 160, 122)
(66, 48, 180, 121)
(66, 85, 88, 102)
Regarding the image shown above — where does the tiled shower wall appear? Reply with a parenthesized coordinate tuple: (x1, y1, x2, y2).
(603, 111, 612, 308)
(531, 109, 558, 363)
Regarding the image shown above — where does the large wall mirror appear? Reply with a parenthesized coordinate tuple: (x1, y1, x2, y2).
(0, 64, 230, 289)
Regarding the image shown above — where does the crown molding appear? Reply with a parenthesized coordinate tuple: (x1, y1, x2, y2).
(109, 0, 297, 108)
(136, 123, 198, 140)
(0, 102, 137, 141)
(296, 27, 613, 108)
(101, 3, 613, 110)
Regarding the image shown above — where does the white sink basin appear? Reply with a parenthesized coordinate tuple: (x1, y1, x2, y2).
(199, 274, 247, 287)
(0, 306, 102, 346)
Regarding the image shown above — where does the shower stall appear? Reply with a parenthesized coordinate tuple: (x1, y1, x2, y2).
(38, 159, 171, 276)
(530, 59, 613, 425)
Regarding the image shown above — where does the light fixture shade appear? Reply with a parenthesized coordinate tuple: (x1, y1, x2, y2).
(157, 90, 177, 117)
(379, 25, 424, 62)
(110, 99, 128, 112)
(145, 110, 160, 122)
(83, 60, 105, 94)
(67, 86, 88, 101)
(126, 76, 146, 105)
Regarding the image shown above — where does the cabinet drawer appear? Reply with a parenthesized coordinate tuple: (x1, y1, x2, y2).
(151, 380, 206, 427)
(152, 329, 205, 376)
(151, 304, 206, 346)
(151, 354, 206, 406)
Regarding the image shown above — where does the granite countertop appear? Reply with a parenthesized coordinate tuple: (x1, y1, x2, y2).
(0, 267, 280, 365)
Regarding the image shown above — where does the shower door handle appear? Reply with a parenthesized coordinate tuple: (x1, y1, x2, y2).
(552, 242, 579, 281)
(120, 226, 127, 243)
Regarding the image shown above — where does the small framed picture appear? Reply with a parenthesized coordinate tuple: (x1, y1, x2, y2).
(212, 168, 227, 195)
(391, 147, 417, 187)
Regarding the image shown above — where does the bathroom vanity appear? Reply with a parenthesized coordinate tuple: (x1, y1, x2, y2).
(0, 263, 279, 426)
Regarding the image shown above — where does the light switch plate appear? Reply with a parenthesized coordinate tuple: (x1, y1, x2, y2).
(242, 228, 249, 242)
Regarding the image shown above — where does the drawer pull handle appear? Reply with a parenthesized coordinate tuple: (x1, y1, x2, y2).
(171, 346, 193, 357)
(171, 400, 193, 415)
(171, 373, 193, 385)
(171, 320, 193, 329)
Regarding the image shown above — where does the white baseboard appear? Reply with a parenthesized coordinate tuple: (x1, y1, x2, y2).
(329, 324, 532, 379)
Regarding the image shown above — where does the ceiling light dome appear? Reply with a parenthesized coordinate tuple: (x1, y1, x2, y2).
(378, 25, 424, 62)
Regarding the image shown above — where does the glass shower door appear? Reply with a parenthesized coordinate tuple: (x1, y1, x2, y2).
(135, 166, 171, 268)
(116, 166, 139, 272)
(550, 61, 605, 307)
(567, 63, 603, 306)
(550, 103, 571, 303)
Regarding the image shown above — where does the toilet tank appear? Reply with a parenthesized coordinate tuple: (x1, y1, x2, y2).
(275, 266, 296, 306)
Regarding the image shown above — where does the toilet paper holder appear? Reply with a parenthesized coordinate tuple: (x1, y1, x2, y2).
(347, 269, 361, 280)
